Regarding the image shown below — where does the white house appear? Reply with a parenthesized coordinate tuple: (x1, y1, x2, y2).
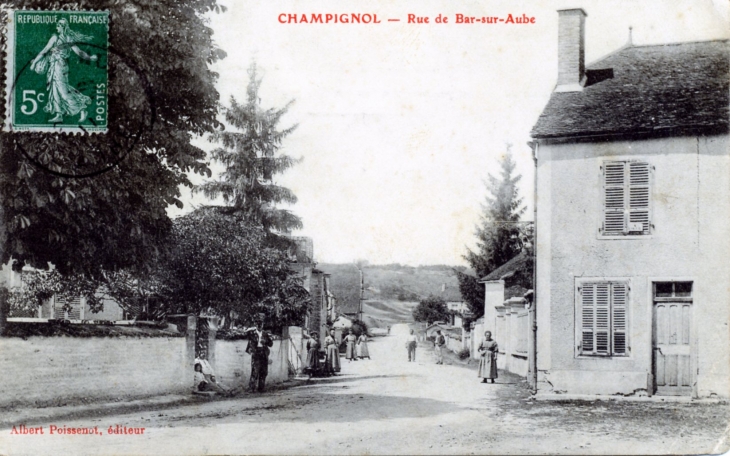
(531, 9, 729, 398)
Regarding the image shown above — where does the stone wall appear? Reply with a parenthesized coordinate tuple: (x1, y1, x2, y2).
(0, 336, 188, 408)
(0, 317, 295, 408)
(213, 339, 291, 390)
(495, 298, 529, 377)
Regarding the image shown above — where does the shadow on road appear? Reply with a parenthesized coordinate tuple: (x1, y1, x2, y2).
(239, 392, 464, 424)
(298, 374, 414, 386)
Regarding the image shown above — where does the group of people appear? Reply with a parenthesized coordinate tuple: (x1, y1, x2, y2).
(303, 330, 340, 377)
(192, 321, 500, 395)
(344, 332, 370, 361)
(194, 321, 377, 393)
(304, 329, 371, 377)
(193, 319, 275, 396)
(404, 328, 499, 384)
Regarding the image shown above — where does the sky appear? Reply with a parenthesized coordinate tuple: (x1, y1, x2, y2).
(171, 0, 729, 266)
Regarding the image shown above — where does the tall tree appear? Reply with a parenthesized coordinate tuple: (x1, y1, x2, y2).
(458, 148, 527, 317)
(1, 0, 227, 278)
(199, 63, 302, 235)
(157, 207, 309, 331)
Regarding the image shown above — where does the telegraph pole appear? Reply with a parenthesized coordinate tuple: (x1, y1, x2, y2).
(359, 268, 364, 322)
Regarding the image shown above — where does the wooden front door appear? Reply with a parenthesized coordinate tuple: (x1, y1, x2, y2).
(653, 301, 693, 395)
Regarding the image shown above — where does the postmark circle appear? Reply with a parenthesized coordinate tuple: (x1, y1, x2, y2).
(5, 10, 157, 179)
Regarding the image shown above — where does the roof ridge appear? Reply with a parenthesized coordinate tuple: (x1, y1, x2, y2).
(587, 38, 729, 68)
(627, 38, 729, 48)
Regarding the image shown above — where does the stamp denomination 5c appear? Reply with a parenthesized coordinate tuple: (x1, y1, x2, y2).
(5, 10, 109, 133)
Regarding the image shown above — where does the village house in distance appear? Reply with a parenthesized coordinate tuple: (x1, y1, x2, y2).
(288, 236, 336, 346)
(530, 9, 729, 398)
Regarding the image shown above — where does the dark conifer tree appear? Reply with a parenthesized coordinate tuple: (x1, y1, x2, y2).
(458, 148, 527, 318)
(199, 63, 303, 236)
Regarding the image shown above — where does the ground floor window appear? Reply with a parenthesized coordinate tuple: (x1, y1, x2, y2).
(576, 280, 628, 357)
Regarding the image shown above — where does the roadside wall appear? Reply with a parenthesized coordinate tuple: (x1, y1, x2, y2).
(482, 281, 504, 337)
(0, 318, 294, 408)
(0, 336, 188, 408)
(495, 299, 529, 377)
(470, 321, 485, 360)
(286, 326, 306, 375)
(214, 339, 290, 389)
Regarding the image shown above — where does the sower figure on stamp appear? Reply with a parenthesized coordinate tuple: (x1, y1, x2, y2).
(30, 18, 98, 123)
(244, 317, 274, 393)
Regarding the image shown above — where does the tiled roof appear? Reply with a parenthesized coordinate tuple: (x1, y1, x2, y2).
(480, 251, 532, 282)
(531, 40, 730, 140)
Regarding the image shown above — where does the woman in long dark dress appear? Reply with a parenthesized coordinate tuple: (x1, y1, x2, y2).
(344, 331, 358, 362)
(305, 332, 321, 376)
(478, 331, 498, 383)
(324, 330, 341, 375)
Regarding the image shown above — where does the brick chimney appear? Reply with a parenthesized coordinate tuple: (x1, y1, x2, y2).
(556, 8, 587, 92)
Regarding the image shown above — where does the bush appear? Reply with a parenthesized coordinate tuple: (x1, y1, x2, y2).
(347, 320, 368, 337)
(397, 291, 420, 301)
(458, 348, 471, 360)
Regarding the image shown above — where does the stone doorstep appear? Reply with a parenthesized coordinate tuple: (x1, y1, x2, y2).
(533, 393, 728, 404)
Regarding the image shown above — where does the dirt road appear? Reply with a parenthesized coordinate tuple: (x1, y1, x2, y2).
(1, 323, 728, 455)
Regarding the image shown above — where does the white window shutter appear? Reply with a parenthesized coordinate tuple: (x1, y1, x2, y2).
(611, 283, 628, 355)
(580, 284, 596, 355)
(603, 162, 626, 235)
(578, 281, 630, 357)
(628, 162, 650, 234)
(595, 283, 610, 354)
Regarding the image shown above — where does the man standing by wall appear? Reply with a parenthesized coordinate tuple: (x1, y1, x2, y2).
(245, 319, 274, 393)
(434, 330, 446, 365)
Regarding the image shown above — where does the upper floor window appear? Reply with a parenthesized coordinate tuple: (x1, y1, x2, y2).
(601, 161, 651, 237)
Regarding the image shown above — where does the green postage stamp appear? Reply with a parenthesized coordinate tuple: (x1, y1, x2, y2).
(5, 10, 109, 133)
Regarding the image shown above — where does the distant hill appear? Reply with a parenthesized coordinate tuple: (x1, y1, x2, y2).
(360, 300, 418, 329)
(318, 263, 467, 316)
